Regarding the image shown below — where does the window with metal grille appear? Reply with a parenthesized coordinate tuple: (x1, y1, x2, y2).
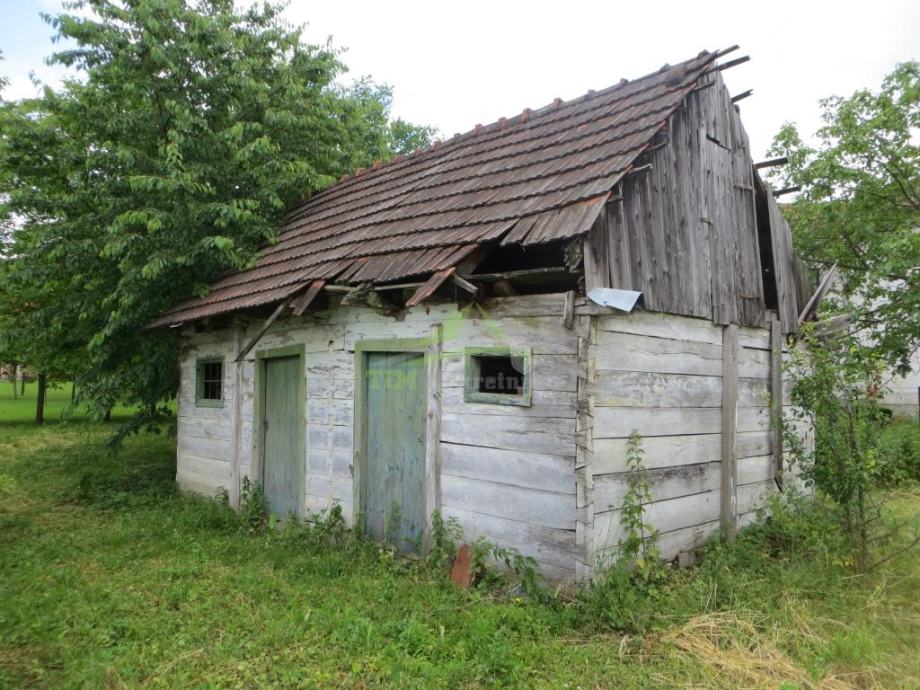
(196, 358, 224, 406)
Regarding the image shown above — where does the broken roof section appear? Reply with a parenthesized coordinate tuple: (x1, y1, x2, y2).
(150, 48, 733, 327)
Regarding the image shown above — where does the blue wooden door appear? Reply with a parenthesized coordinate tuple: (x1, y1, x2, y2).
(364, 351, 426, 553)
(262, 355, 303, 518)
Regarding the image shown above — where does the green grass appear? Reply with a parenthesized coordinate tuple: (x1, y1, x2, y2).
(0, 417, 918, 688)
(0, 381, 137, 425)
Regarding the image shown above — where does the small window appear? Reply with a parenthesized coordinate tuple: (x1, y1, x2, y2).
(464, 348, 532, 406)
(196, 358, 224, 406)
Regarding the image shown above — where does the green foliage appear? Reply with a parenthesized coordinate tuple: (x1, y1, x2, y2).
(581, 431, 666, 631)
(238, 476, 267, 534)
(784, 327, 918, 570)
(0, 0, 435, 433)
(875, 419, 920, 486)
(470, 538, 548, 602)
(617, 430, 663, 580)
(768, 61, 920, 371)
(425, 509, 463, 572)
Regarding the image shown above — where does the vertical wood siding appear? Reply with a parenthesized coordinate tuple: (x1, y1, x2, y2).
(585, 72, 781, 329)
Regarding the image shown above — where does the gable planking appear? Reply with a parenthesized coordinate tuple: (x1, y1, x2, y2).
(585, 71, 772, 329)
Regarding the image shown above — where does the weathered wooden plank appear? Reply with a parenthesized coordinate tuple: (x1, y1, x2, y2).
(770, 319, 784, 489)
(440, 474, 579, 530)
(592, 406, 722, 439)
(443, 505, 577, 574)
(177, 453, 231, 481)
(738, 406, 771, 433)
(179, 435, 233, 460)
(478, 293, 569, 318)
(593, 489, 721, 549)
(423, 324, 443, 551)
(737, 430, 771, 459)
(721, 324, 738, 540)
(593, 433, 721, 473)
(739, 327, 771, 351)
(346, 315, 578, 355)
(737, 345, 771, 379)
(655, 519, 721, 561)
(737, 480, 776, 514)
(178, 414, 233, 439)
(593, 371, 722, 408)
(440, 412, 576, 456)
(441, 387, 575, 418)
(441, 442, 575, 494)
(593, 462, 720, 512)
(583, 211, 611, 291)
(737, 454, 773, 485)
(593, 331, 723, 376)
(596, 311, 723, 345)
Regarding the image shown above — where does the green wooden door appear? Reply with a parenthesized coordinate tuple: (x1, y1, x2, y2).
(262, 355, 303, 518)
(364, 351, 426, 553)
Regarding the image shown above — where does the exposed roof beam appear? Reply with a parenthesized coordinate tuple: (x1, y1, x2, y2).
(290, 280, 326, 316)
(754, 156, 788, 170)
(405, 268, 455, 308)
(235, 295, 295, 362)
(731, 89, 754, 103)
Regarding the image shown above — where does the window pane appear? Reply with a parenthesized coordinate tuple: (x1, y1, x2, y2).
(199, 361, 223, 401)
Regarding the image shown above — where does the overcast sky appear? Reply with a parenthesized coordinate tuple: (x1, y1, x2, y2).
(2, 0, 918, 159)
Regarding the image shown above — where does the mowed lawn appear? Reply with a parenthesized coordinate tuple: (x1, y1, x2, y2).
(1, 399, 918, 688)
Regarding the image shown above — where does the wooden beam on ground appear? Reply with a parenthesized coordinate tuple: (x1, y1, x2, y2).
(290, 279, 326, 316)
(770, 320, 784, 491)
(405, 268, 454, 308)
(721, 324, 739, 541)
(754, 156, 787, 170)
(235, 295, 294, 362)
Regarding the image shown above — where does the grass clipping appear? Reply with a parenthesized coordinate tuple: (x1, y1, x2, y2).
(658, 611, 857, 690)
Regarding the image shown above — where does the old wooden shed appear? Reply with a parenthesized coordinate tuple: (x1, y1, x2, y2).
(151, 48, 814, 581)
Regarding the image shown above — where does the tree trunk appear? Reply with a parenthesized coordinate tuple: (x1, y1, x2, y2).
(35, 372, 47, 425)
(104, 408, 112, 423)
(71, 383, 76, 402)
(21, 368, 26, 396)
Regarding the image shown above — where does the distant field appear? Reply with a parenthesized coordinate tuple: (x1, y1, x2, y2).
(0, 380, 137, 424)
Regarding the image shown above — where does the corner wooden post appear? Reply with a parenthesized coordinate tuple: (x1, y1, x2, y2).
(422, 323, 443, 553)
(230, 323, 245, 509)
(770, 320, 784, 489)
(721, 324, 739, 540)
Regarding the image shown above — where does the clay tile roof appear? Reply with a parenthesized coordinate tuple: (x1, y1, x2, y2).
(150, 49, 724, 327)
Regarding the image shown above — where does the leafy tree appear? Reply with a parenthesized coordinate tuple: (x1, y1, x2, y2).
(769, 62, 919, 373)
(0, 0, 433, 429)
